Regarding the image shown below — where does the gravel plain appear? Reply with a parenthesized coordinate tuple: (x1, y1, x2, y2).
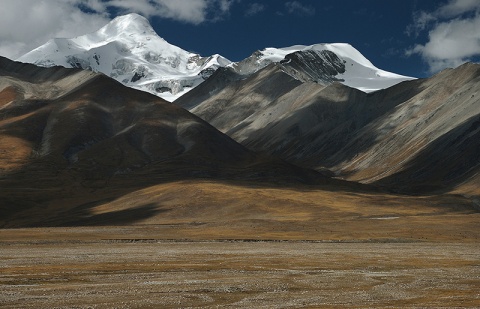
(1, 237, 479, 308)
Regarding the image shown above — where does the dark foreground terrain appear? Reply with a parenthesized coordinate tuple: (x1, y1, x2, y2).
(1, 226, 480, 308)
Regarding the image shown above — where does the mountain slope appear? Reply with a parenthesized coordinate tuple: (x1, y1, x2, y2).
(0, 56, 338, 227)
(17, 13, 231, 102)
(177, 64, 303, 132)
(176, 61, 480, 194)
(347, 63, 480, 192)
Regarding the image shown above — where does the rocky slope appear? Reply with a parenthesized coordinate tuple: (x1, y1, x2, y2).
(176, 62, 480, 194)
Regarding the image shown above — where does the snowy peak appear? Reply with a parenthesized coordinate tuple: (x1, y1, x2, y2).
(17, 13, 413, 100)
(310, 43, 375, 68)
(231, 43, 414, 92)
(17, 13, 231, 102)
(98, 13, 156, 37)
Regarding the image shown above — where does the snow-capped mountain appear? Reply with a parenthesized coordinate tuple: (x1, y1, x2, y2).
(17, 13, 413, 102)
(17, 13, 231, 102)
(230, 43, 415, 92)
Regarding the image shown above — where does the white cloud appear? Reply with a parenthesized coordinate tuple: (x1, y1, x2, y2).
(104, 0, 236, 23)
(406, 0, 480, 73)
(245, 3, 266, 17)
(0, 0, 109, 60)
(436, 0, 480, 18)
(285, 1, 315, 16)
(0, 0, 236, 60)
(106, 0, 208, 23)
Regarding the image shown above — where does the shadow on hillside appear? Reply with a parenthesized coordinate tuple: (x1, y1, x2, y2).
(240, 79, 425, 171)
(1, 154, 477, 228)
(63, 203, 165, 227)
(0, 149, 378, 228)
(373, 115, 480, 195)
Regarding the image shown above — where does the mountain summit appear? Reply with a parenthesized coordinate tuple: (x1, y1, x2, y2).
(17, 13, 231, 102)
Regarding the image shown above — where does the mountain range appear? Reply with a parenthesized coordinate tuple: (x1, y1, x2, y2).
(18, 13, 413, 102)
(176, 61, 480, 195)
(1, 13, 479, 228)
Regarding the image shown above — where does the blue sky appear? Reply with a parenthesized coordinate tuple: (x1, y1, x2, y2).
(151, 0, 434, 77)
(1, 0, 479, 78)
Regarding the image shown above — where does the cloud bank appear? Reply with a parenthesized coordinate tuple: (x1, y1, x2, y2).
(0, 0, 236, 60)
(406, 0, 480, 73)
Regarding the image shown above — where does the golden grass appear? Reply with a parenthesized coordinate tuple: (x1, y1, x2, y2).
(92, 180, 479, 241)
(3, 180, 478, 242)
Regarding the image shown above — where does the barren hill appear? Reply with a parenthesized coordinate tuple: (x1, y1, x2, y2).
(176, 62, 480, 195)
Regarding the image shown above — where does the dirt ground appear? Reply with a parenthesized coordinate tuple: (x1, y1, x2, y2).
(1, 228, 479, 308)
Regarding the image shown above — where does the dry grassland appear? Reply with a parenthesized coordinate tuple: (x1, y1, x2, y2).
(4, 180, 479, 242)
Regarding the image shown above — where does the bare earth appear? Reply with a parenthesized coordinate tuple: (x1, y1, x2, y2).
(1, 227, 479, 308)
